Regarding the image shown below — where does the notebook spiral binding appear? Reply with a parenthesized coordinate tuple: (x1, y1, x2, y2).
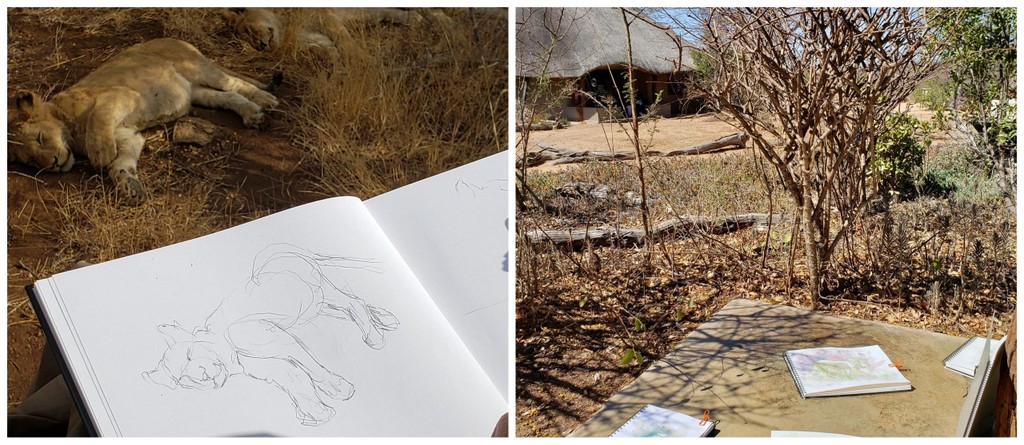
(609, 406, 652, 437)
(783, 351, 808, 398)
(942, 337, 979, 367)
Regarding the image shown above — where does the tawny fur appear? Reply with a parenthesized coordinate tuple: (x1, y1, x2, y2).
(9, 38, 279, 202)
(222, 8, 503, 64)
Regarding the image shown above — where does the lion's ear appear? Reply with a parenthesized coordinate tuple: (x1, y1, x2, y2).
(157, 323, 194, 346)
(222, 7, 245, 23)
(14, 91, 42, 114)
(142, 369, 179, 389)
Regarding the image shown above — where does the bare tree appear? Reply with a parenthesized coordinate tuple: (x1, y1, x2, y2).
(690, 8, 941, 308)
(515, 8, 585, 211)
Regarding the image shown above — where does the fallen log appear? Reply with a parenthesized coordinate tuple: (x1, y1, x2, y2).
(659, 132, 749, 156)
(515, 120, 564, 132)
(525, 213, 786, 250)
(518, 132, 748, 168)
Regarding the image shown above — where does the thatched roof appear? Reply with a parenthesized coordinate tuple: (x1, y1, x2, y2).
(516, 7, 695, 79)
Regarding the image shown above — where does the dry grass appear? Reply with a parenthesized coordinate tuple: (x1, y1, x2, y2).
(283, 8, 508, 198)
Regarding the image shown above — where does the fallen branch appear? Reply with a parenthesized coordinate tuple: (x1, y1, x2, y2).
(515, 119, 564, 132)
(526, 213, 786, 250)
(518, 132, 748, 168)
(659, 132, 749, 156)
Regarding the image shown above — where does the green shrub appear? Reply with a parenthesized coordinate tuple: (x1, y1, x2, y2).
(872, 112, 930, 197)
(918, 144, 1004, 204)
(910, 76, 952, 130)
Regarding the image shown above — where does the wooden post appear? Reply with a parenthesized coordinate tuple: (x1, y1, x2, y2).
(996, 312, 1017, 436)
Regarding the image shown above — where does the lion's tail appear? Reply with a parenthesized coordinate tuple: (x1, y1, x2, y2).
(249, 243, 380, 288)
(265, 72, 284, 92)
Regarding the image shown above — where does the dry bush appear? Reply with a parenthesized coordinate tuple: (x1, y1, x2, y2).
(837, 198, 1016, 315)
(516, 150, 788, 340)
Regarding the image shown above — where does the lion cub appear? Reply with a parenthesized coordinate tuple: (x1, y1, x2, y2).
(222, 8, 444, 64)
(9, 38, 280, 202)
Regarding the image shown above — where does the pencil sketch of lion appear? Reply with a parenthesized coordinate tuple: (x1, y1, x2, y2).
(8, 38, 280, 202)
(141, 243, 399, 426)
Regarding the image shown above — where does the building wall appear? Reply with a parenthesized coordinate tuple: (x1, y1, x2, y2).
(519, 70, 692, 123)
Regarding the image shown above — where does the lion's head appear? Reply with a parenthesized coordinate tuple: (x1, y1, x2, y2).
(223, 8, 281, 52)
(9, 91, 75, 173)
(142, 324, 231, 391)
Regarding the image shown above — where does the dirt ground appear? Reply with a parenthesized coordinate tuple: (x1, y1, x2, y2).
(519, 104, 942, 172)
(522, 113, 742, 157)
(7, 10, 326, 410)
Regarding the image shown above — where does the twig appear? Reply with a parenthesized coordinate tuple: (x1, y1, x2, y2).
(43, 53, 86, 70)
(8, 171, 47, 185)
(8, 319, 40, 328)
(819, 296, 889, 307)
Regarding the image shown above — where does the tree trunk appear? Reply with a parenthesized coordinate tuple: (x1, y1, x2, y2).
(800, 149, 821, 310)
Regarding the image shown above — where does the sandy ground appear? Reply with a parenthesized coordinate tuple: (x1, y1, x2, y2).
(518, 114, 743, 165)
(517, 104, 939, 172)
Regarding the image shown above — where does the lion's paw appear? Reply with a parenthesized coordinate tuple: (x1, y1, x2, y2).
(242, 111, 267, 129)
(295, 399, 335, 426)
(317, 372, 356, 401)
(251, 90, 279, 109)
(116, 175, 147, 204)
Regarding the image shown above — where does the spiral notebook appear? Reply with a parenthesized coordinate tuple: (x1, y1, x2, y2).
(610, 405, 714, 437)
(783, 345, 911, 398)
(944, 335, 1007, 378)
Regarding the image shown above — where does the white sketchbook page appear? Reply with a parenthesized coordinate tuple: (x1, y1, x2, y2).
(365, 151, 509, 400)
(33, 197, 505, 437)
(786, 345, 910, 396)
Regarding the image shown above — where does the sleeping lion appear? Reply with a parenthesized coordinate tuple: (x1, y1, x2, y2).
(222, 8, 431, 65)
(9, 38, 280, 202)
(222, 8, 503, 64)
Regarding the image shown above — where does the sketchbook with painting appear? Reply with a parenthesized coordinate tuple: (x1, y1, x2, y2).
(26, 152, 509, 437)
(610, 405, 715, 438)
(783, 345, 911, 398)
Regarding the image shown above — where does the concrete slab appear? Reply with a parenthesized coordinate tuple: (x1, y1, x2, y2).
(569, 299, 973, 437)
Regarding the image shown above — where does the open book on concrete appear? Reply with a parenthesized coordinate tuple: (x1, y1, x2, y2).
(610, 404, 714, 438)
(955, 329, 1006, 437)
(26, 152, 508, 437)
(944, 335, 1007, 378)
(783, 345, 911, 398)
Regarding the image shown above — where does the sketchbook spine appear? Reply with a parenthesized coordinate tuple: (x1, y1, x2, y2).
(609, 405, 652, 437)
(783, 351, 809, 398)
(24, 284, 99, 437)
(943, 336, 979, 368)
(965, 365, 991, 427)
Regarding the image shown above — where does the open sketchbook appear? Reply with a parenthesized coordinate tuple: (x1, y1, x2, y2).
(610, 405, 714, 438)
(955, 332, 1006, 436)
(26, 152, 508, 437)
(783, 345, 911, 398)
(944, 335, 1007, 378)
